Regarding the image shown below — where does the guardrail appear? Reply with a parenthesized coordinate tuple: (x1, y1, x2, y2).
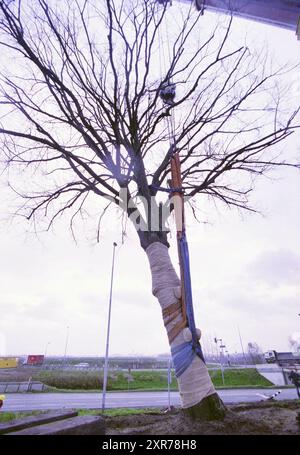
(0, 381, 45, 393)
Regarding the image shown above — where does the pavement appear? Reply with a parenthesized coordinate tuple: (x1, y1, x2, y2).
(255, 364, 288, 386)
(1, 388, 299, 412)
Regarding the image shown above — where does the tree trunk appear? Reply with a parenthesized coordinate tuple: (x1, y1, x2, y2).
(145, 241, 226, 421)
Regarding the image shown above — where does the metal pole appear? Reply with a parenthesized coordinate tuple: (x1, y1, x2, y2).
(237, 326, 247, 366)
(214, 337, 225, 385)
(44, 342, 50, 357)
(219, 339, 225, 386)
(167, 358, 171, 410)
(102, 242, 117, 413)
(64, 326, 69, 367)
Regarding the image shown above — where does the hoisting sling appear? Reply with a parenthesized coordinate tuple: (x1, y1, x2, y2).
(155, 0, 206, 377)
(169, 153, 205, 377)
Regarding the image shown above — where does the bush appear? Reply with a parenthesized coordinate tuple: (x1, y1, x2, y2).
(35, 371, 103, 390)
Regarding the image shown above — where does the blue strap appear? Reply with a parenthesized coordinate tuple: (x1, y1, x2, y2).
(180, 232, 206, 362)
(171, 232, 205, 378)
(149, 184, 184, 194)
(171, 342, 196, 377)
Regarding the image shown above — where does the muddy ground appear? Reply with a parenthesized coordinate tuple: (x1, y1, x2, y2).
(105, 400, 300, 435)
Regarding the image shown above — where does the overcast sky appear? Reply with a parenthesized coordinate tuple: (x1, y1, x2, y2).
(0, 5, 300, 358)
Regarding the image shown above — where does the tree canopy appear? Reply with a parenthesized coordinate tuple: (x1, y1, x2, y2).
(0, 0, 299, 246)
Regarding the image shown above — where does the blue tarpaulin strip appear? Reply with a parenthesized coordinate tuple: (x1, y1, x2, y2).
(171, 342, 196, 377)
(171, 232, 205, 378)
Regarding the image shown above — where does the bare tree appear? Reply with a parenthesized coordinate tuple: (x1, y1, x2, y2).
(247, 342, 264, 365)
(288, 335, 300, 353)
(0, 0, 299, 419)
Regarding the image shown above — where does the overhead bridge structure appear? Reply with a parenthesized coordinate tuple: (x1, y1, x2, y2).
(177, 0, 300, 37)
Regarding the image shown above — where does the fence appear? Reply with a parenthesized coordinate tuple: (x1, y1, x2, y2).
(0, 381, 45, 393)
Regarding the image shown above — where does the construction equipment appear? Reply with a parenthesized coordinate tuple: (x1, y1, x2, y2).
(264, 350, 300, 366)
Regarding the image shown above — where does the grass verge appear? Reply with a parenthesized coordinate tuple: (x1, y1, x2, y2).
(0, 408, 161, 423)
(33, 368, 272, 391)
(0, 410, 44, 423)
(78, 407, 161, 417)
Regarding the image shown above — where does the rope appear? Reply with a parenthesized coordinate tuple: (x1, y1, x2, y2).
(156, 1, 206, 378)
(157, 0, 176, 150)
(163, 12, 176, 144)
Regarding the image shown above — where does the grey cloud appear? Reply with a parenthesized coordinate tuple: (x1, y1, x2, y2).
(197, 279, 300, 316)
(246, 249, 300, 287)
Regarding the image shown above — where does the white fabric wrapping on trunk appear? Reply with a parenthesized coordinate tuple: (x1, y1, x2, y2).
(146, 241, 216, 409)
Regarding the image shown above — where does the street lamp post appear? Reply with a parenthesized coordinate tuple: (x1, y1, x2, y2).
(219, 341, 226, 384)
(64, 326, 70, 367)
(44, 342, 50, 358)
(237, 326, 247, 366)
(214, 337, 225, 385)
(102, 242, 117, 413)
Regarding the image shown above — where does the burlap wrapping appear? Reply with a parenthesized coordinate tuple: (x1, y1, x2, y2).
(146, 241, 215, 408)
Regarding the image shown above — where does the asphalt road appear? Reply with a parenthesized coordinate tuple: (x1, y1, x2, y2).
(1, 388, 299, 412)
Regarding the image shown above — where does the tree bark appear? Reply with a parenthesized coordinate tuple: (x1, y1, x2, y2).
(145, 241, 226, 420)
